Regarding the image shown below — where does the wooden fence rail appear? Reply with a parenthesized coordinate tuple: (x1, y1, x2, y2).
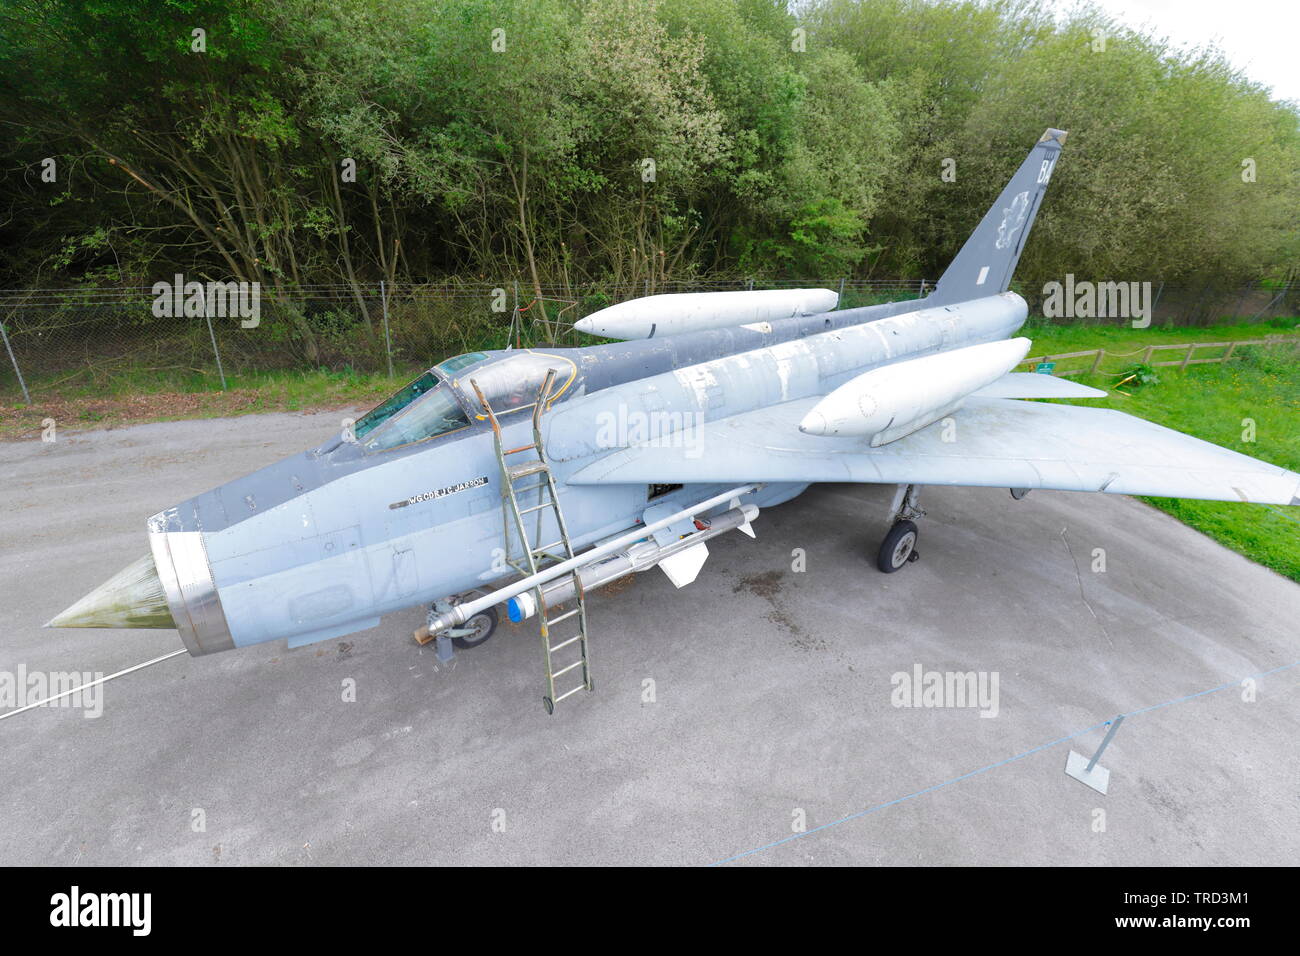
(1018, 336, 1300, 377)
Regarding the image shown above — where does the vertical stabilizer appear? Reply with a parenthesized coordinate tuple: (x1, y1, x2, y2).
(928, 128, 1067, 305)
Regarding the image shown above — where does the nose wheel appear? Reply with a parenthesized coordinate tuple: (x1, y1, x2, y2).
(877, 520, 920, 572)
(450, 605, 498, 649)
(414, 593, 499, 662)
(876, 483, 925, 573)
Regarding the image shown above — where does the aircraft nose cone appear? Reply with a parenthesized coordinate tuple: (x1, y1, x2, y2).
(45, 554, 176, 630)
(798, 410, 829, 436)
(573, 316, 595, 334)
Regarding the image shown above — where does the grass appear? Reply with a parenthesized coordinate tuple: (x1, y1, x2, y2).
(1019, 324, 1300, 582)
(0, 366, 417, 440)
(1019, 317, 1299, 366)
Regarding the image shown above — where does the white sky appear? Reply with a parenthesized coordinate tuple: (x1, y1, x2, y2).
(1078, 0, 1299, 104)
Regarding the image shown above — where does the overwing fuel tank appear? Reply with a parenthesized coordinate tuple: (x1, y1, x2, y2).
(574, 288, 838, 340)
(798, 337, 1032, 445)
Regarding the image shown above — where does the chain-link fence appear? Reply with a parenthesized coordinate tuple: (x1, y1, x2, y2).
(1, 278, 1296, 402)
(1018, 280, 1300, 329)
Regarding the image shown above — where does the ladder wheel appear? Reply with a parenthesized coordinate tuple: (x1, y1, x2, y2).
(542, 696, 555, 715)
(452, 606, 498, 649)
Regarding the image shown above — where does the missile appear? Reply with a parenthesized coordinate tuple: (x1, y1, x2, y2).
(798, 337, 1031, 445)
(574, 288, 838, 340)
(429, 484, 761, 635)
(506, 504, 759, 622)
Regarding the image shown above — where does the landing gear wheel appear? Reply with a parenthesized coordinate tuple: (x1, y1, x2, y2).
(877, 520, 919, 573)
(452, 606, 497, 649)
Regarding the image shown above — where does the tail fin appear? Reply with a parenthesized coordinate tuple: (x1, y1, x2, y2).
(928, 128, 1067, 306)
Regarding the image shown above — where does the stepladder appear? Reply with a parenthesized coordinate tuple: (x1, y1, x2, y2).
(469, 368, 593, 714)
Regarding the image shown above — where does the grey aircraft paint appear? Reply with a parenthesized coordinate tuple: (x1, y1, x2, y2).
(927, 128, 1065, 306)
(194, 290, 1026, 651)
(152, 293, 934, 537)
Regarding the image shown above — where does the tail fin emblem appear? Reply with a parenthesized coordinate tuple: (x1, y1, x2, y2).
(995, 191, 1031, 250)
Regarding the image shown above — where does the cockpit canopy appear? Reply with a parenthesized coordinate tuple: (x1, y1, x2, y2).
(353, 350, 575, 453)
(458, 352, 575, 414)
(355, 369, 468, 452)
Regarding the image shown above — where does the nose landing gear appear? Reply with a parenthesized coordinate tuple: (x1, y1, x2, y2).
(448, 605, 498, 649)
(876, 483, 925, 573)
(414, 592, 499, 662)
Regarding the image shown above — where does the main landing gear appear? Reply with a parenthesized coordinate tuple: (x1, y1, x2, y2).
(876, 483, 925, 573)
(873, 484, 1035, 572)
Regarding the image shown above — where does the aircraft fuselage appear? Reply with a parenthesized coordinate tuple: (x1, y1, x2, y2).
(145, 290, 1026, 654)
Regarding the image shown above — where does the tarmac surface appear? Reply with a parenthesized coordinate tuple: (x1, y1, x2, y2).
(1, 410, 1297, 865)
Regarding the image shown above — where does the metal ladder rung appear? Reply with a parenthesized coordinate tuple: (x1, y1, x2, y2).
(547, 608, 581, 626)
(511, 481, 549, 495)
(531, 541, 566, 555)
(554, 684, 587, 704)
(508, 461, 548, 479)
(548, 633, 583, 652)
(551, 660, 585, 679)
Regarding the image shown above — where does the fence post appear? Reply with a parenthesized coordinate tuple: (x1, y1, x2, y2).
(513, 280, 520, 348)
(204, 311, 227, 391)
(1181, 343, 1195, 370)
(838, 277, 845, 307)
(379, 280, 394, 378)
(1086, 714, 1125, 774)
(195, 285, 227, 390)
(0, 319, 30, 404)
(1090, 349, 1105, 373)
(1248, 289, 1286, 323)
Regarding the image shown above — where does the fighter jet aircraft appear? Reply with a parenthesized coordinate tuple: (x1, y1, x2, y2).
(48, 129, 1300, 713)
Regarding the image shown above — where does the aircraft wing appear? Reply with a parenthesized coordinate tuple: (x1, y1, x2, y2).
(568, 396, 1300, 505)
(972, 372, 1107, 399)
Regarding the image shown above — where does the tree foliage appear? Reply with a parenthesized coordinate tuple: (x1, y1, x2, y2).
(1, 0, 1296, 292)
